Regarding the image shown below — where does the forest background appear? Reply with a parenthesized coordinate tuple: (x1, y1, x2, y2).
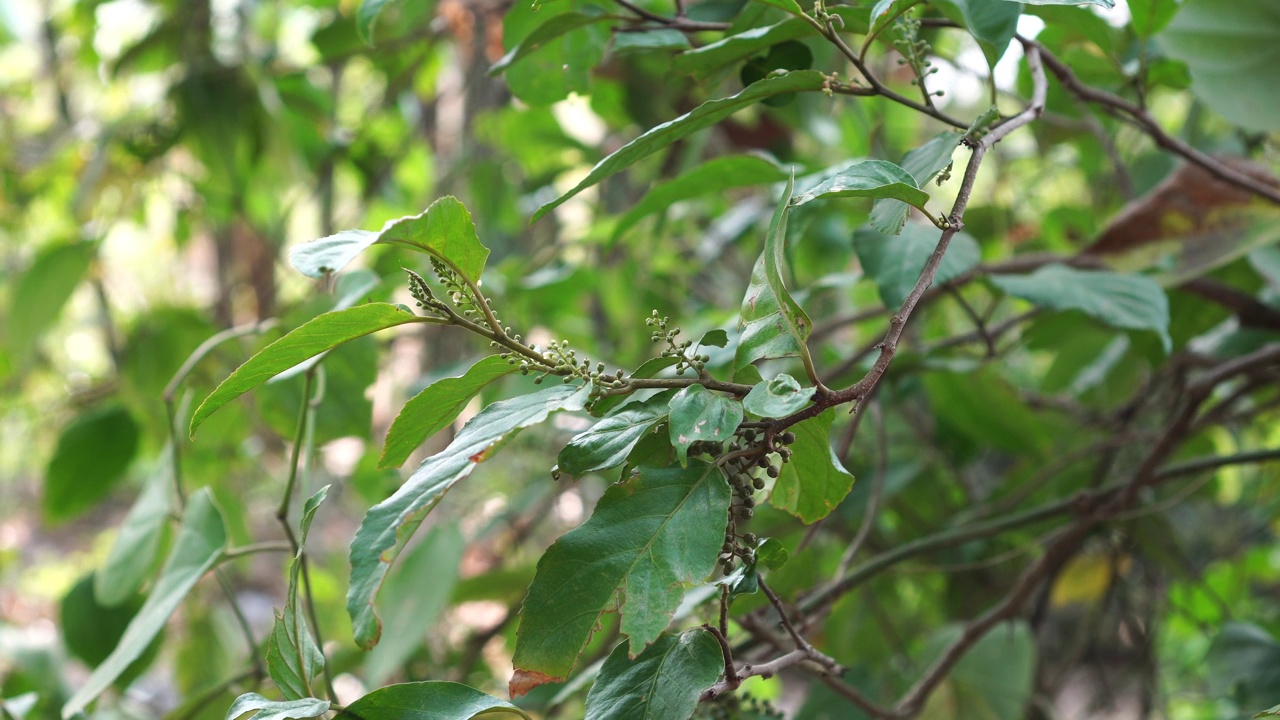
(2, 0, 1280, 718)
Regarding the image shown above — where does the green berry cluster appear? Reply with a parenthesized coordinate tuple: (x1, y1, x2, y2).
(717, 429, 796, 575)
(892, 16, 943, 98)
(405, 269, 451, 318)
(694, 691, 783, 719)
(646, 310, 709, 376)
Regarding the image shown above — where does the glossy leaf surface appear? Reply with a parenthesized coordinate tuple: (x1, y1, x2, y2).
(990, 264, 1172, 351)
(583, 630, 723, 720)
(742, 373, 811, 418)
(349, 384, 591, 649)
(769, 410, 854, 523)
(190, 303, 423, 437)
(335, 682, 531, 719)
(511, 462, 730, 695)
(559, 393, 671, 476)
(735, 177, 815, 371)
(668, 385, 744, 465)
(380, 356, 518, 468)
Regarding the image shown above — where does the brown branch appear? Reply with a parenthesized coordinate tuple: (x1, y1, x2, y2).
(1027, 38, 1280, 207)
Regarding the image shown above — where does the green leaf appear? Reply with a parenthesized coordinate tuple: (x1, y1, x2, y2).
(671, 19, 813, 76)
(364, 522, 466, 685)
(1206, 623, 1280, 711)
(613, 154, 790, 240)
(559, 393, 671, 477)
(61, 574, 161, 688)
(377, 198, 491, 283)
(63, 488, 226, 719)
(750, 0, 807, 16)
(791, 159, 930, 209)
(266, 487, 329, 700)
(6, 241, 97, 367)
(755, 537, 789, 570)
(356, 0, 399, 45)
(489, 7, 610, 75)
(613, 28, 690, 54)
(699, 329, 730, 348)
(95, 452, 171, 606)
(349, 384, 591, 649)
(668, 385, 745, 465)
(870, 132, 962, 235)
(511, 462, 730, 695)
(500, 1, 609, 105)
(742, 374, 811, 417)
(933, 0, 1022, 68)
(769, 410, 854, 523)
(380, 356, 518, 469)
(1016, 0, 1112, 6)
(289, 197, 489, 282)
(44, 404, 140, 524)
(989, 264, 1172, 352)
(852, 225, 982, 307)
(533, 71, 828, 222)
(335, 682, 531, 719)
(1257, 705, 1280, 718)
(225, 694, 329, 720)
(735, 176, 815, 371)
(1128, 0, 1178, 37)
(919, 622, 1036, 720)
(189, 303, 423, 437)
(584, 630, 724, 720)
(1156, 0, 1280, 132)
(287, 229, 379, 279)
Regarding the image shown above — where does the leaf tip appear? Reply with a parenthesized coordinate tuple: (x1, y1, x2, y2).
(509, 669, 558, 698)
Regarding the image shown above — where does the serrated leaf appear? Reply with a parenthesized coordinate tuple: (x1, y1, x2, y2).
(334, 682, 531, 719)
(44, 404, 140, 524)
(852, 225, 982, 307)
(870, 132, 962, 234)
(668, 385, 745, 465)
(1156, 0, 1280, 132)
(791, 159, 930, 209)
(489, 7, 610, 75)
(63, 488, 226, 719)
(584, 630, 723, 720)
(349, 384, 591, 649)
(189, 303, 423, 437)
(533, 71, 828, 222)
(289, 196, 489, 282)
(990, 264, 1172, 352)
(511, 462, 730, 695)
(559, 393, 671, 477)
(364, 522, 466, 685)
(742, 374, 811, 418)
(266, 487, 329, 700)
(769, 410, 854, 523)
(735, 176, 815, 371)
(225, 693, 329, 720)
(356, 0, 398, 45)
(613, 154, 790, 240)
(380, 356, 517, 468)
(95, 452, 172, 606)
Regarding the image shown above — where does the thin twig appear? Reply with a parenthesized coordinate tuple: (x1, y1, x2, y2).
(837, 400, 886, 575)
